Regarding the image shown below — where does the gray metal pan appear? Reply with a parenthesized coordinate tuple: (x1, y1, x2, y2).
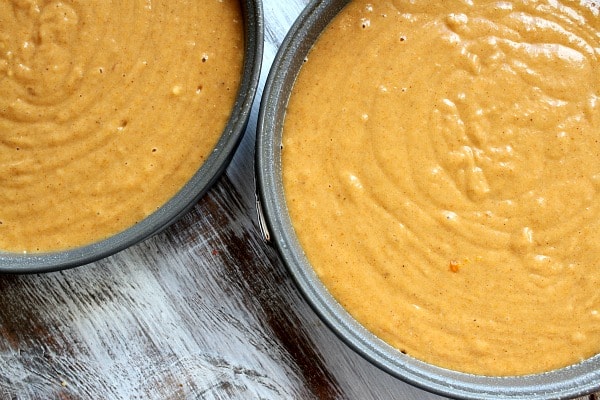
(0, 0, 264, 274)
(255, 0, 600, 398)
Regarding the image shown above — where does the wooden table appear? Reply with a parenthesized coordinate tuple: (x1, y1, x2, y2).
(0, 2, 597, 399)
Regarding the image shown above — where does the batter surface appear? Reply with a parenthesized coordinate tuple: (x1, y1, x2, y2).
(283, 0, 600, 375)
(0, 0, 243, 251)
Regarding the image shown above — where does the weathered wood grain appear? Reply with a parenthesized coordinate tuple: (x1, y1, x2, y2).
(0, 1, 598, 400)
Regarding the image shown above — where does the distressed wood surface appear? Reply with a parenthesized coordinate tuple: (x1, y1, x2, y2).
(0, 1, 597, 399)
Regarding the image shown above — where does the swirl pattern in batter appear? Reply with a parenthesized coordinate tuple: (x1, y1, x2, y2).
(0, 0, 243, 251)
(283, 0, 600, 375)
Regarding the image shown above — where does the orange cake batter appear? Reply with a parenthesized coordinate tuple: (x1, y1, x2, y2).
(283, 0, 600, 375)
(0, 0, 244, 251)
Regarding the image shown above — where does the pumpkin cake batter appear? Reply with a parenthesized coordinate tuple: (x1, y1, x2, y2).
(283, 0, 600, 375)
(0, 0, 243, 251)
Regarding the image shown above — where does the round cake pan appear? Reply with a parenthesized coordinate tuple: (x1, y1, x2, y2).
(255, 1, 600, 398)
(0, 0, 263, 274)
